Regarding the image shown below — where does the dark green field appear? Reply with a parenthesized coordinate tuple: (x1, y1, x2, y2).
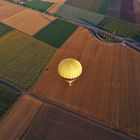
(98, 17, 140, 41)
(24, 1, 53, 12)
(57, 5, 106, 26)
(66, 0, 101, 12)
(0, 23, 13, 37)
(34, 19, 78, 48)
(0, 30, 56, 89)
(0, 84, 20, 118)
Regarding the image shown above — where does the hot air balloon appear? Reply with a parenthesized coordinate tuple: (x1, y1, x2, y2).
(58, 58, 82, 86)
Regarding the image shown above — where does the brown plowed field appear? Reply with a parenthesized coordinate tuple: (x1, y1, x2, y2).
(133, 0, 140, 24)
(0, 95, 43, 140)
(0, 2, 25, 21)
(2, 9, 56, 36)
(23, 105, 135, 140)
(33, 27, 140, 138)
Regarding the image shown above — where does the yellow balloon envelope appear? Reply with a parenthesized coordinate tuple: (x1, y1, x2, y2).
(58, 58, 82, 86)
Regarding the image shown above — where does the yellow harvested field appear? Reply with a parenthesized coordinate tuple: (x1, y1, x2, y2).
(2, 9, 56, 36)
(0, 95, 43, 140)
(0, 2, 25, 21)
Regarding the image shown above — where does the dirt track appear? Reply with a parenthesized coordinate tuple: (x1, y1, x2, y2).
(0, 2, 25, 21)
(33, 27, 140, 138)
(0, 95, 43, 140)
(2, 9, 56, 36)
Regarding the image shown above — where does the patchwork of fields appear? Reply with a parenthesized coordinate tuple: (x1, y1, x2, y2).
(0, 0, 140, 139)
(0, 27, 56, 89)
(2, 9, 56, 36)
(66, 0, 140, 24)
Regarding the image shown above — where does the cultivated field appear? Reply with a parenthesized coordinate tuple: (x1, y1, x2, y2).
(56, 5, 106, 25)
(22, 105, 133, 140)
(99, 17, 140, 41)
(66, 0, 101, 12)
(0, 22, 13, 37)
(0, 2, 25, 21)
(2, 9, 56, 36)
(34, 19, 78, 48)
(106, 0, 121, 17)
(24, 0, 54, 12)
(120, 0, 135, 22)
(0, 83, 20, 118)
(48, 2, 64, 13)
(133, 0, 140, 24)
(0, 30, 56, 89)
(0, 95, 43, 140)
(96, 0, 110, 14)
(33, 27, 140, 138)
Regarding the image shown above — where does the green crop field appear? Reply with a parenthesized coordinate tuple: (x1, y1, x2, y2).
(56, 5, 106, 26)
(0, 84, 20, 118)
(66, 0, 101, 12)
(0, 30, 56, 89)
(96, 0, 111, 14)
(98, 17, 140, 41)
(34, 19, 78, 48)
(24, 1, 54, 12)
(0, 23, 13, 37)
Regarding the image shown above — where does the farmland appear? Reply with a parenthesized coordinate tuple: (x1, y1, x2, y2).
(2, 9, 56, 36)
(120, 0, 135, 22)
(34, 19, 78, 48)
(98, 17, 140, 42)
(66, 0, 101, 12)
(0, 95, 43, 140)
(0, 2, 25, 21)
(0, 29, 56, 89)
(0, 22, 13, 37)
(56, 5, 106, 25)
(0, 84, 20, 118)
(96, 0, 111, 14)
(33, 27, 140, 138)
(24, 0, 54, 12)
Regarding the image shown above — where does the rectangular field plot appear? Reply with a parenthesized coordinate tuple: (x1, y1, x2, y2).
(56, 5, 106, 25)
(98, 17, 140, 42)
(0, 83, 20, 118)
(24, 1, 54, 12)
(2, 9, 56, 36)
(120, 0, 135, 23)
(0, 30, 56, 89)
(0, 22, 13, 37)
(34, 19, 78, 48)
(0, 95, 43, 140)
(66, 0, 101, 12)
(106, 0, 121, 17)
(96, 0, 111, 14)
(0, 2, 25, 21)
